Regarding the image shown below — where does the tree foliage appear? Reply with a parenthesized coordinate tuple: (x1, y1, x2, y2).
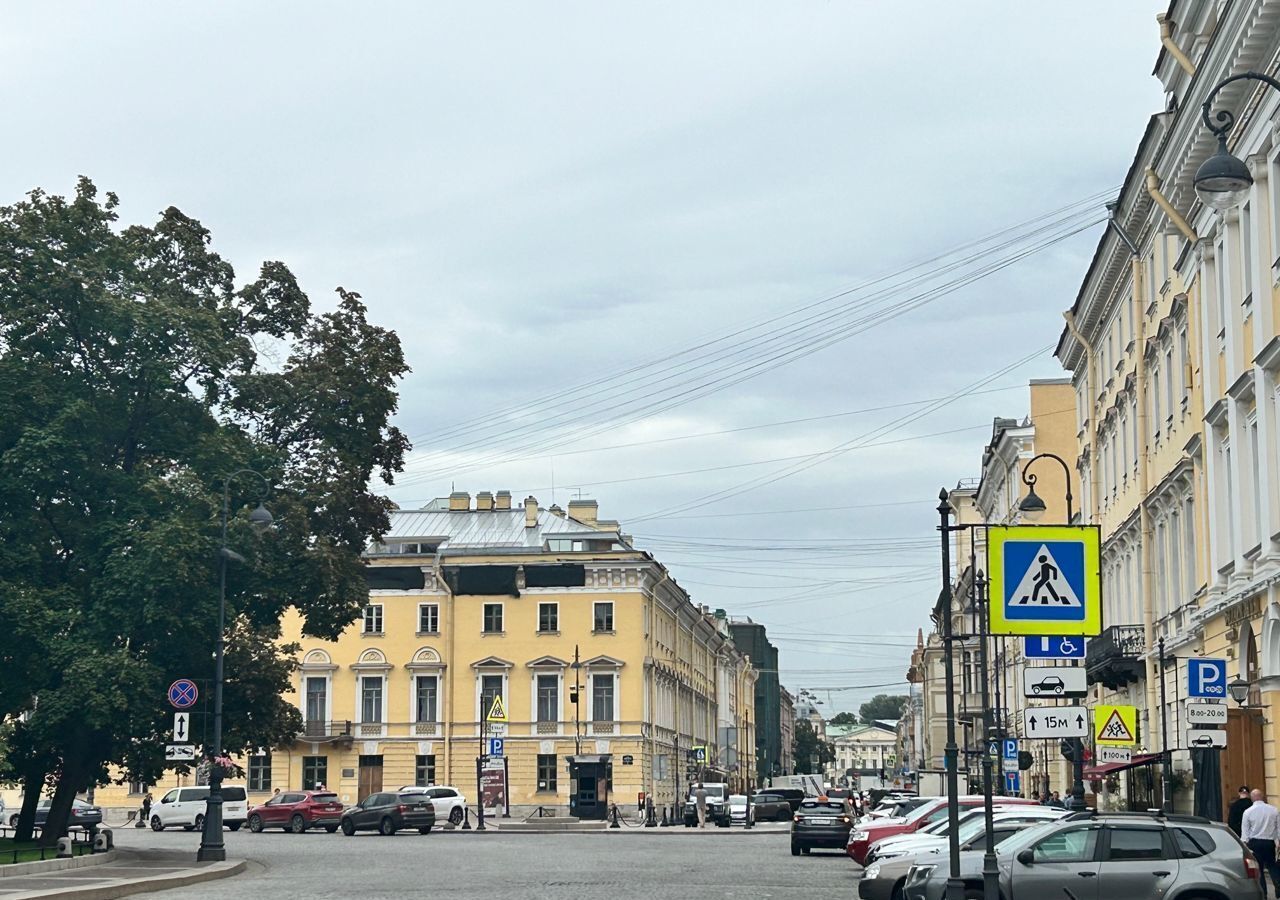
(828, 711, 859, 727)
(793, 720, 834, 775)
(859, 694, 909, 725)
(0, 179, 410, 840)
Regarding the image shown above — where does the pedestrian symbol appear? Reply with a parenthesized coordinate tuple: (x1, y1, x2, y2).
(987, 526, 1102, 636)
(1093, 704, 1137, 745)
(486, 694, 508, 723)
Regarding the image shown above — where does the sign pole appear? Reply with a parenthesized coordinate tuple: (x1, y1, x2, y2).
(476, 718, 487, 832)
(1159, 637, 1173, 813)
(974, 568, 999, 900)
(937, 490, 965, 900)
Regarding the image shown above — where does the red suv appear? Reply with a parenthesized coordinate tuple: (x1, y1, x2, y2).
(247, 790, 345, 833)
(846, 795, 1036, 864)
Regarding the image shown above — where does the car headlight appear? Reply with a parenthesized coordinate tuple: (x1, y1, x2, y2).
(864, 863, 882, 880)
(851, 831, 868, 841)
(906, 864, 936, 885)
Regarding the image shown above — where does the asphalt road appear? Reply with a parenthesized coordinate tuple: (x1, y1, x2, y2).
(111, 822, 860, 900)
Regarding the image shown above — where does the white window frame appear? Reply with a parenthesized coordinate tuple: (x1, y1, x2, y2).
(358, 674, 384, 724)
(532, 671, 562, 726)
(412, 673, 440, 724)
(363, 604, 383, 635)
(593, 601, 615, 633)
(537, 602, 559, 634)
(302, 673, 332, 727)
(417, 603, 439, 635)
(589, 670, 618, 723)
(476, 671, 508, 732)
(482, 602, 504, 634)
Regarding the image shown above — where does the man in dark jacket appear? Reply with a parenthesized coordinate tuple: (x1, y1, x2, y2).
(1229, 785, 1253, 836)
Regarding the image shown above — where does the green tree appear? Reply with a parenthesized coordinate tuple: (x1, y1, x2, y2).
(859, 694, 909, 725)
(793, 720, 834, 775)
(828, 711, 859, 727)
(0, 179, 410, 841)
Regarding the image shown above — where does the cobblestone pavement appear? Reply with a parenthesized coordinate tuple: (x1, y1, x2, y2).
(111, 823, 860, 900)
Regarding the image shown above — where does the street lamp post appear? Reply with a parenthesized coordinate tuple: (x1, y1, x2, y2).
(1194, 72, 1280, 210)
(197, 469, 272, 863)
(937, 490, 965, 900)
(1015, 453, 1087, 813)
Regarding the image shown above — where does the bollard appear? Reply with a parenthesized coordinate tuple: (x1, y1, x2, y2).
(659, 806, 670, 827)
(56, 837, 73, 859)
(93, 828, 113, 852)
(610, 804, 621, 829)
(461, 805, 472, 831)
(645, 797, 656, 828)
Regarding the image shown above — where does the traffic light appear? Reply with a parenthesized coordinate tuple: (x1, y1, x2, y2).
(1059, 739, 1080, 762)
(1018, 751, 1034, 771)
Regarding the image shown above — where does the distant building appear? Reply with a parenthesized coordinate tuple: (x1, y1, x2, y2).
(778, 687, 796, 775)
(728, 618, 782, 783)
(828, 722, 897, 786)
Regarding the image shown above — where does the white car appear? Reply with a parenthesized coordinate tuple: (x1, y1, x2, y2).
(727, 794, 755, 826)
(150, 784, 248, 831)
(397, 785, 468, 826)
(869, 807, 1069, 861)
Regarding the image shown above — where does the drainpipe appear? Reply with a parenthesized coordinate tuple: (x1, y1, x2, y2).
(1146, 169, 1199, 244)
(1156, 14, 1196, 79)
(433, 548, 455, 788)
(1062, 311, 1099, 522)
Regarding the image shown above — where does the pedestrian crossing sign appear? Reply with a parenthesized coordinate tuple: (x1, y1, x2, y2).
(486, 694, 508, 723)
(1094, 704, 1138, 745)
(987, 525, 1102, 636)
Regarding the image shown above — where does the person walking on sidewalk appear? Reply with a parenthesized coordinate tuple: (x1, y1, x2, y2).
(1242, 789, 1280, 897)
(694, 783, 708, 829)
(1230, 786, 1253, 836)
(138, 792, 153, 828)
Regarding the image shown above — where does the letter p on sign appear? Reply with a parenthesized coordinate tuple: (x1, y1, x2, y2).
(1188, 658, 1227, 698)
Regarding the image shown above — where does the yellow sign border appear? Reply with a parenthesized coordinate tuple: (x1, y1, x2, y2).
(986, 525, 1102, 637)
(486, 694, 508, 723)
(1093, 703, 1138, 745)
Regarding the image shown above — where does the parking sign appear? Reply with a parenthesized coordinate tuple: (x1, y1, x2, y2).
(1187, 658, 1227, 699)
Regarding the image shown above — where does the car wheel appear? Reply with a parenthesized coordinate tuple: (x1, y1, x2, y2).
(290, 814, 307, 834)
(379, 817, 396, 836)
(801, 847, 810, 855)
(341, 819, 355, 836)
(193, 814, 205, 830)
(790, 842, 801, 856)
(7, 814, 17, 828)
(776, 809, 790, 822)
(183, 825, 195, 832)
(449, 806, 464, 826)
(151, 816, 164, 832)
(889, 883, 906, 900)
(228, 822, 242, 832)
(418, 826, 432, 834)
(248, 815, 263, 833)
(1032, 685, 1041, 694)
(325, 825, 338, 833)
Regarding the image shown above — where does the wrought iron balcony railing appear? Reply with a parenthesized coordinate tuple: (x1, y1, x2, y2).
(1085, 625, 1145, 690)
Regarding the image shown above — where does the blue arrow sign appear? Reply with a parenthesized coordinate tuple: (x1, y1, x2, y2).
(1187, 658, 1227, 699)
(1023, 636, 1086, 659)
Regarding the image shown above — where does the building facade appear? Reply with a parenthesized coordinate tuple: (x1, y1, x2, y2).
(727, 618, 783, 784)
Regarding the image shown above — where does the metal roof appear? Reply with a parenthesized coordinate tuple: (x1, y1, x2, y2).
(382, 507, 624, 552)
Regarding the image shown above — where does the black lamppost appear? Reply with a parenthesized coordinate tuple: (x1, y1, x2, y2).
(198, 469, 273, 862)
(936, 490, 965, 900)
(1193, 72, 1280, 210)
(1015, 453, 1087, 812)
(1228, 676, 1252, 707)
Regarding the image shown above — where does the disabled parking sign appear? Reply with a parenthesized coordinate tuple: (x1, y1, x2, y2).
(987, 525, 1102, 637)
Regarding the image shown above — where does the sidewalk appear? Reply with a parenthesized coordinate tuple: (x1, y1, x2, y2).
(0, 847, 243, 900)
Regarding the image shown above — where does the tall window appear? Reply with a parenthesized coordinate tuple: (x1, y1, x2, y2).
(302, 756, 328, 790)
(415, 675, 438, 723)
(1151, 369, 1162, 438)
(305, 676, 328, 729)
(248, 754, 271, 792)
(415, 754, 436, 787)
(418, 603, 439, 634)
(592, 673, 615, 721)
(1169, 510, 1183, 609)
(1164, 350, 1174, 423)
(363, 604, 383, 634)
(483, 603, 504, 633)
(593, 601, 614, 632)
(1250, 419, 1263, 548)
(537, 673, 559, 722)
(361, 676, 383, 723)
(537, 754, 557, 792)
(480, 674, 504, 720)
(1183, 496, 1197, 597)
(1178, 329, 1190, 403)
(1242, 202, 1254, 305)
(1216, 240, 1228, 336)
(538, 602, 558, 633)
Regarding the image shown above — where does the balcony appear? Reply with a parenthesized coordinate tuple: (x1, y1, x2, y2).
(1086, 625, 1145, 690)
(301, 720, 354, 744)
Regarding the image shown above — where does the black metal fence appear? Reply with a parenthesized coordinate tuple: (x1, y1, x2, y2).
(0, 824, 97, 865)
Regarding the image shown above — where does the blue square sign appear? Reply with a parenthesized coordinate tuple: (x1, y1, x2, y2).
(1187, 658, 1227, 699)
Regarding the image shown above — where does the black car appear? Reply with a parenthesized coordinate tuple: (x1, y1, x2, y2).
(339, 791, 435, 836)
(791, 797, 853, 856)
(751, 793, 795, 822)
(8, 799, 103, 830)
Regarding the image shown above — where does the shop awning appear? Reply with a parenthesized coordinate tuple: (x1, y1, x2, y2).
(1082, 752, 1161, 778)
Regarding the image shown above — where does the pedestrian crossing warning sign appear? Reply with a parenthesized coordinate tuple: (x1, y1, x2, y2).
(987, 525, 1102, 637)
(486, 694, 508, 723)
(1094, 704, 1138, 745)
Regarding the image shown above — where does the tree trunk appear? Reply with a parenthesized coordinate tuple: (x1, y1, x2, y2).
(38, 754, 90, 847)
(14, 767, 45, 843)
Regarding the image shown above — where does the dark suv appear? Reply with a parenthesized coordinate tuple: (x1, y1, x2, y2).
(340, 791, 435, 836)
(247, 790, 344, 833)
(791, 797, 854, 856)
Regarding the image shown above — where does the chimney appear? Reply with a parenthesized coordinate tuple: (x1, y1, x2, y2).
(495, 490, 512, 510)
(476, 491, 494, 511)
(448, 491, 470, 511)
(524, 496, 539, 528)
(567, 498, 598, 526)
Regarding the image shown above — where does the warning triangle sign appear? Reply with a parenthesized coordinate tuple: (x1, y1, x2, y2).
(1097, 709, 1134, 742)
(486, 694, 508, 723)
(1009, 544, 1082, 607)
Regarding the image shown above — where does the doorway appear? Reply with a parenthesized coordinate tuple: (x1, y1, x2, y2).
(1221, 708, 1265, 813)
(358, 755, 383, 801)
(568, 754, 612, 820)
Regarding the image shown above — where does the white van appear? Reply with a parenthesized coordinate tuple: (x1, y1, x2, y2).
(150, 785, 248, 831)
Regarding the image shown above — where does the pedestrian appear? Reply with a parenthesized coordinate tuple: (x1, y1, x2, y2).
(272, 788, 281, 798)
(695, 782, 708, 829)
(139, 791, 152, 828)
(1031, 791, 1040, 802)
(1230, 785, 1253, 836)
(1242, 789, 1280, 897)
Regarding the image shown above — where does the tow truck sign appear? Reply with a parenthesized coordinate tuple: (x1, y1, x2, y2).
(1021, 706, 1089, 739)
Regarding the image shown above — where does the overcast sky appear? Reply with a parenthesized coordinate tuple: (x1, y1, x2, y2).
(4, 2, 1167, 715)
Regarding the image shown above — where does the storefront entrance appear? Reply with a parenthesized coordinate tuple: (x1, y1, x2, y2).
(568, 754, 612, 820)
(1220, 708, 1265, 812)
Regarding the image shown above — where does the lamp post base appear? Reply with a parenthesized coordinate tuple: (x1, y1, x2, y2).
(196, 846, 227, 862)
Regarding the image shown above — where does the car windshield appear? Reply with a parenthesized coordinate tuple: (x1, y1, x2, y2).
(994, 820, 1068, 855)
(312, 793, 339, 802)
(728, 795, 746, 804)
(904, 801, 942, 824)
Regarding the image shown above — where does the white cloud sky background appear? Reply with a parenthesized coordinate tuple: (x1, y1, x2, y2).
(3, 1, 1167, 713)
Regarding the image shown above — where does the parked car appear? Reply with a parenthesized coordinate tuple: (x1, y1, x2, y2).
(7, 799, 103, 830)
(859, 816, 1053, 900)
(150, 785, 248, 832)
(767, 788, 807, 812)
(791, 797, 854, 856)
(247, 790, 343, 833)
(865, 806, 1067, 863)
(848, 795, 1036, 864)
(397, 785, 467, 826)
(749, 792, 795, 823)
(901, 812, 1263, 900)
(727, 795, 754, 826)
(862, 795, 932, 822)
(340, 791, 435, 836)
(683, 783, 730, 827)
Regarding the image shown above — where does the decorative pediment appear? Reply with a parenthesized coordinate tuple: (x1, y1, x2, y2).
(526, 655, 569, 669)
(301, 649, 336, 671)
(405, 646, 446, 671)
(351, 648, 391, 671)
(582, 654, 625, 669)
(470, 655, 514, 669)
